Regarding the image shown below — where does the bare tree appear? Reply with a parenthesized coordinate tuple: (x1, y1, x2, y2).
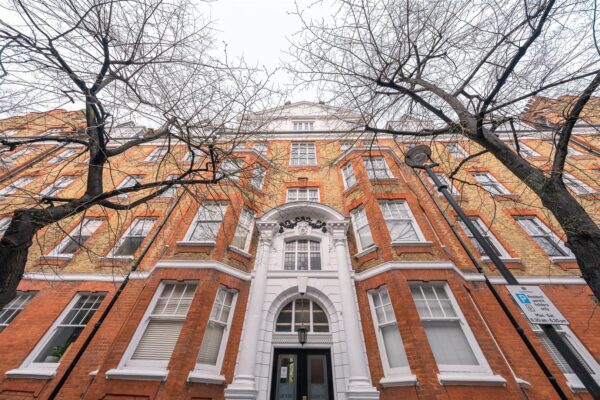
(0, 0, 276, 308)
(290, 0, 600, 298)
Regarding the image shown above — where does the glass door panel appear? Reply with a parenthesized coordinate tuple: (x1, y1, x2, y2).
(307, 355, 329, 400)
(275, 354, 297, 400)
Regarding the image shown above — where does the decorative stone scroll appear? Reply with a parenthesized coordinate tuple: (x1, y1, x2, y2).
(278, 216, 328, 233)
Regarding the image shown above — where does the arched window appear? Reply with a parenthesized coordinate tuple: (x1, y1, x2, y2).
(284, 240, 321, 270)
(275, 299, 329, 333)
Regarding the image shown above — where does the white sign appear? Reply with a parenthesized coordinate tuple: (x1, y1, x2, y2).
(507, 285, 569, 325)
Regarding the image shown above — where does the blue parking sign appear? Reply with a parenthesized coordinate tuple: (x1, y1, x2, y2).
(516, 293, 531, 304)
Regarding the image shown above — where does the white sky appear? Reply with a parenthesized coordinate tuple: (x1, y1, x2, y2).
(205, 0, 316, 101)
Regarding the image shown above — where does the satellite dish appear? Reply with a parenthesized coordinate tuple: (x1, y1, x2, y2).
(405, 145, 432, 167)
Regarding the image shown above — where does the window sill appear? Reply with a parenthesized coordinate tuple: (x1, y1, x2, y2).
(228, 245, 252, 259)
(98, 255, 134, 262)
(438, 373, 506, 386)
(392, 241, 433, 247)
(354, 245, 378, 259)
(550, 256, 576, 262)
(5, 367, 57, 379)
(379, 374, 418, 387)
(176, 241, 216, 247)
(482, 256, 522, 263)
(187, 370, 226, 384)
(105, 368, 168, 381)
(40, 254, 73, 261)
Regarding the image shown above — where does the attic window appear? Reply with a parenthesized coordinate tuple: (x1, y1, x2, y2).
(293, 121, 314, 131)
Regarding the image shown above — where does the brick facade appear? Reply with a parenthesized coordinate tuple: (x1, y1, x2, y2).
(0, 100, 599, 399)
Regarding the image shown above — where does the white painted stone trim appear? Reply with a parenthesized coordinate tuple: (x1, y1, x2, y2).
(187, 371, 226, 384)
(5, 367, 56, 379)
(438, 374, 506, 386)
(22, 272, 126, 282)
(153, 260, 251, 281)
(379, 375, 418, 387)
(105, 368, 168, 381)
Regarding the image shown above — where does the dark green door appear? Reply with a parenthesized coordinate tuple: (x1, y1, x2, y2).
(270, 348, 334, 400)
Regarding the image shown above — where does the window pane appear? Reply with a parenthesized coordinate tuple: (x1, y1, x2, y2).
(34, 326, 83, 363)
(381, 325, 408, 368)
(197, 322, 225, 365)
(312, 303, 329, 332)
(424, 320, 478, 366)
(276, 302, 293, 332)
(294, 299, 310, 331)
(131, 320, 183, 361)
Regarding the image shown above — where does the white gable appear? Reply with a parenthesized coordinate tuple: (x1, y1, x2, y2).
(247, 101, 365, 132)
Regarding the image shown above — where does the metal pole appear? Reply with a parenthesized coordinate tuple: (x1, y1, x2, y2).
(422, 163, 600, 398)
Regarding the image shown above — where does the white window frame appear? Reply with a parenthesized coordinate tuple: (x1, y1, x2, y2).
(48, 149, 78, 165)
(286, 187, 320, 202)
(1, 148, 29, 165)
(367, 286, 411, 377)
(457, 217, 511, 259)
(444, 143, 468, 159)
(410, 283, 493, 375)
(0, 291, 36, 332)
(531, 324, 600, 390)
(472, 172, 511, 195)
(250, 165, 266, 190)
(116, 175, 144, 197)
(292, 121, 314, 131)
(515, 216, 574, 258)
(108, 217, 156, 258)
(144, 147, 167, 162)
(118, 281, 197, 371)
(283, 240, 322, 271)
(159, 175, 179, 198)
(253, 142, 268, 156)
(363, 156, 393, 179)
(428, 173, 459, 196)
(340, 141, 353, 153)
(0, 176, 34, 199)
(42, 128, 64, 136)
(513, 142, 540, 158)
(39, 176, 75, 198)
(567, 146, 583, 156)
(1, 129, 19, 137)
(563, 173, 595, 195)
(274, 298, 330, 333)
(351, 206, 375, 252)
(183, 202, 228, 244)
(231, 207, 255, 252)
(342, 163, 356, 189)
(193, 286, 238, 375)
(14, 292, 104, 376)
(379, 200, 426, 243)
(219, 158, 244, 181)
(48, 218, 104, 258)
(290, 142, 317, 166)
(183, 148, 204, 162)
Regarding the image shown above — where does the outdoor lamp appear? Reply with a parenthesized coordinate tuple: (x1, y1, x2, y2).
(297, 327, 308, 345)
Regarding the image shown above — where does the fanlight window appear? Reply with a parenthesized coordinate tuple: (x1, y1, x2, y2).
(275, 299, 329, 333)
(284, 240, 321, 270)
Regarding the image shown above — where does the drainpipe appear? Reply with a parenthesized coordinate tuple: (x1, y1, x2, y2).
(47, 187, 187, 399)
(409, 165, 570, 400)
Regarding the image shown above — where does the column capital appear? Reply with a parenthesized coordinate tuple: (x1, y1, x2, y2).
(255, 222, 278, 244)
(328, 221, 349, 240)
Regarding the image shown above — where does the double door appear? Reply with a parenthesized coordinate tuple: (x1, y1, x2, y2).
(270, 348, 334, 400)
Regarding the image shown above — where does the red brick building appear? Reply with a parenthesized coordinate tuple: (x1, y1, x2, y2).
(0, 100, 599, 399)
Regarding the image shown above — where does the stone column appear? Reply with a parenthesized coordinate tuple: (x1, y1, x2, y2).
(330, 222, 379, 400)
(225, 223, 276, 400)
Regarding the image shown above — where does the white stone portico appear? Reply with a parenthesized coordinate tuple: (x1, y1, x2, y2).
(225, 202, 379, 400)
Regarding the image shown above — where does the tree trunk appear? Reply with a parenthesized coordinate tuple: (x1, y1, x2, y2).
(0, 209, 42, 308)
(539, 181, 600, 301)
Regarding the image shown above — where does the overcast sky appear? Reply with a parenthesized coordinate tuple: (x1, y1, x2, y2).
(205, 0, 315, 102)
